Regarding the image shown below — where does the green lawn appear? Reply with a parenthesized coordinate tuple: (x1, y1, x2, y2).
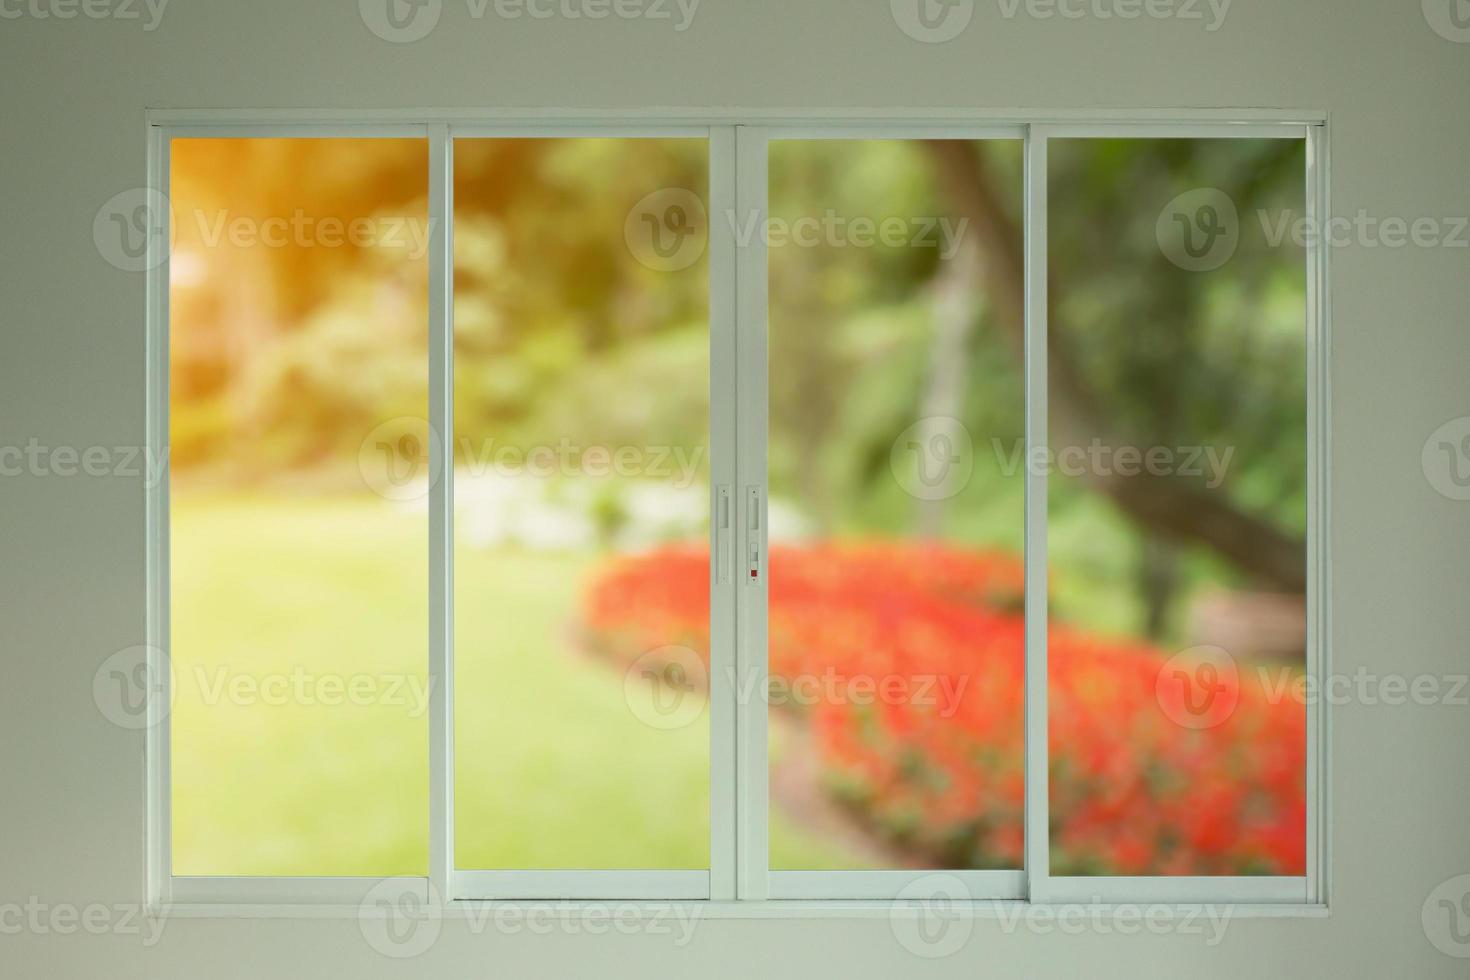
(170, 492, 862, 876)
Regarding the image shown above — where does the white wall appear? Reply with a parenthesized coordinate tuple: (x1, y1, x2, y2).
(1, 1, 1467, 976)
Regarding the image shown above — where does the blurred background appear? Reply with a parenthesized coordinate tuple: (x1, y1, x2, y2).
(169, 136, 1305, 878)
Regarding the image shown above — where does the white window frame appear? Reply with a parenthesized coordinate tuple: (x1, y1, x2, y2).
(144, 108, 1330, 918)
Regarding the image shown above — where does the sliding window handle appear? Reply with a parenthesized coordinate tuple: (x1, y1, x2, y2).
(746, 486, 762, 584)
(715, 485, 732, 585)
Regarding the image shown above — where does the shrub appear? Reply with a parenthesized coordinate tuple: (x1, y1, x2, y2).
(581, 541, 1305, 875)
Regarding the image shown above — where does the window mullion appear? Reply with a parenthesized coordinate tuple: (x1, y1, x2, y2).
(708, 124, 740, 902)
(428, 122, 455, 904)
(733, 125, 770, 901)
(1023, 124, 1052, 904)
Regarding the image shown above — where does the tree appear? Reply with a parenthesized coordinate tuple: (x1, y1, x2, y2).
(923, 139, 1307, 594)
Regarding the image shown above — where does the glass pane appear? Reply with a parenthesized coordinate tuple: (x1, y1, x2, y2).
(169, 138, 430, 875)
(767, 140, 1027, 871)
(453, 139, 710, 870)
(1047, 138, 1307, 876)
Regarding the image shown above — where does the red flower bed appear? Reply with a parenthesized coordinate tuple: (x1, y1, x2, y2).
(581, 541, 1305, 875)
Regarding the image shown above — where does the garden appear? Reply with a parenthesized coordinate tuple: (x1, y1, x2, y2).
(167, 134, 1308, 876)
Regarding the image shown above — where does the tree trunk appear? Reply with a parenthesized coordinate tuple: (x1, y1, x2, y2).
(916, 235, 980, 538)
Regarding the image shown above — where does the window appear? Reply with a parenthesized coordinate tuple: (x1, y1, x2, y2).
(1046, 138, 1308, 887)
(451, 137, 712, 893)
(147, 114, 1326, 910)
(167, 138, 430, 880)
(764, 138, 1026, 899)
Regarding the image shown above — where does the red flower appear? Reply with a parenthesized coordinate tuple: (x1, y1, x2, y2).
(581, 541, 1305, 875)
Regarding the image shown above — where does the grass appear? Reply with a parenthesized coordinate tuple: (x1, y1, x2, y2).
(170, 491, 863, 876)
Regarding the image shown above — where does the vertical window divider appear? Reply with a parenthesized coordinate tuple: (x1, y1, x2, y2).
(428, 123, 455, 904)
(733, 125, 770, 901)
(144, 121, 172, 913)
(1305, 121, 1331, 907)
(709, 125, 740, 902)
(1022, 123, 1052, 905)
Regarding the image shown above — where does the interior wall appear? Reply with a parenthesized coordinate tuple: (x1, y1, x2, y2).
(1, 0, 1467, 976)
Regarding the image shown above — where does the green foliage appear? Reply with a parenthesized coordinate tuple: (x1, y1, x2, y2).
(172, 137, 1308, 644)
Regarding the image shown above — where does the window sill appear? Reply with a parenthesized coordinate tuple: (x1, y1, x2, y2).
(152, 899, 1330, 921)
